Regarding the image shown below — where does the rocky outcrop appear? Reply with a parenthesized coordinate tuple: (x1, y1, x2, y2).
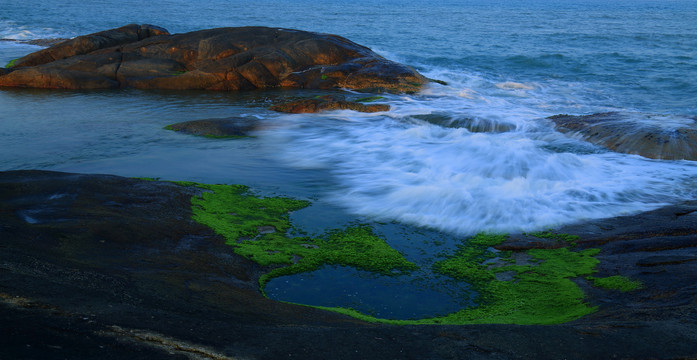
(270, 95, 390, 113)
(0, 24, 426, 93)
(549, 112, 697, 160)
(1, 170, 697, 359)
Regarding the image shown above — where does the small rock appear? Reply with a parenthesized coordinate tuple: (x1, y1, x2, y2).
(270, 95, 390, 114)
(164, 117, 258, 138)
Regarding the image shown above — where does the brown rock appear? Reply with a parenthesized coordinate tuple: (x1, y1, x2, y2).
(270, 95, 391, 113)
(10, 24, 169, 69)
(0, 25, 426, 93)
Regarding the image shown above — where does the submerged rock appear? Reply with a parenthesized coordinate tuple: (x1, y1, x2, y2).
(164, 117, 259, 138)
(549, 112, 697, 160)
(0, 24, 426, 93)
(270, 95, 390, 113)
(411, 112, 516, 133)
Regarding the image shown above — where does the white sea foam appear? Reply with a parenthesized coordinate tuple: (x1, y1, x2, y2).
(0, 20, 71, 41)
(270, 70, 697, 235)
(495, 81, 536, 90)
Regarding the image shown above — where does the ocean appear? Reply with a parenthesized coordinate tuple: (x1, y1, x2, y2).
(2, 0, 696, 318)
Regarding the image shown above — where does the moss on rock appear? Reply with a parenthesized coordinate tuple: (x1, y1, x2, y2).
(428, 234, 600, 325)
(588, 275, 643, 292)
(184, 183, 416, 291)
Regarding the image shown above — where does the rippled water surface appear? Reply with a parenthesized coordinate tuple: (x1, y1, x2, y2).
(2, 0, 696, 318)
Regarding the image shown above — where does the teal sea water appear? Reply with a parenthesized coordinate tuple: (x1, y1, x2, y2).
(2, 0, 696, 319)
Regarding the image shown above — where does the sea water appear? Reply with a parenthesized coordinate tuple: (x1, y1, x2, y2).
(2, 0, 696, 319)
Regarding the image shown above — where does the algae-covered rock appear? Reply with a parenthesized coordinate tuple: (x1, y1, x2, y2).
(0, 25, 426, 93)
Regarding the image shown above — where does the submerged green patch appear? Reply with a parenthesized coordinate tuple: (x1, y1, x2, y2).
(179, 181, 625, 325)
(163, 124, 248, 139)
(588, 275, 643, 292)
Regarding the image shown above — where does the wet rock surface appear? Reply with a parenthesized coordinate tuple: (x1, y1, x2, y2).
(270, 94, 390, 113)
(0, 24, 426, 93)
(549, 112, 697, 160)
(2, 170, 696, 359)
(164, 117, 260, 138)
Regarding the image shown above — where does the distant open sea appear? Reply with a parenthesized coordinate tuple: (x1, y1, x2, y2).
(2, 0, 697, 318)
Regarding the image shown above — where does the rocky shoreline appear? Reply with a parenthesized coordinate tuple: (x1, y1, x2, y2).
(2, 24, 696, 359)
(1, 170, 696, 359)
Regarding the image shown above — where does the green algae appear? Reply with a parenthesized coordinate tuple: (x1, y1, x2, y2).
(5, 58, 18, 68)
(179, 181, 615, 325)
(588, 275, 643, 292)
(310, 234, 602, 325)
(184, 183, 416, 291)
(258, 226, 419, 292)
(428, 234, 600, 325)
(355, 96, 385, 102)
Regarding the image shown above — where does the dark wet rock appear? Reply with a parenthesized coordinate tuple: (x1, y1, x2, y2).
(2, 170, 697, 359)
(0, 68, 8, 76)
(0, 25, 426, 93)
(24, 38, 71, 47)
(164, 117, 259, 138)
(412, 112, 516, 133)
(549, 112, 697, 160)
(636, 255, 697, 267)
(270, 94, 390, 113)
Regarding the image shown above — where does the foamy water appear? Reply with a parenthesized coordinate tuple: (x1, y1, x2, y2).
(269, 75, 697, 235)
